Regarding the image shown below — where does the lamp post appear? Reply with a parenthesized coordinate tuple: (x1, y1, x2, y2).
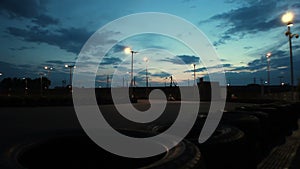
(44, 66, 53, 89)
(124, 47, 138, 87)
(164, 77, 168, 87)
(124, 47, 138, 101)
(44, 66, 53, 77)
(282, 12, 299, 99)
(39, 73, 45, 96)
(106, 75, 110, 88)
(266, 52, 272, 86)
(22, 78, 28, 95)
(143, 57, 149, 88)
(192, 64, 196, 86)
(64, 64, 76, 87)
(0, 72, 3, 95)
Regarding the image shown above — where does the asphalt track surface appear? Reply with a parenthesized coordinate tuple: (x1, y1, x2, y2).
(2, 101, 299, 169)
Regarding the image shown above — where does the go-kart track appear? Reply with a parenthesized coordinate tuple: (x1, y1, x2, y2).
(0, 101, 299, 169)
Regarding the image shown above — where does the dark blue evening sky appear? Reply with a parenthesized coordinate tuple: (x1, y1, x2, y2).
(0, 0, 299, 87)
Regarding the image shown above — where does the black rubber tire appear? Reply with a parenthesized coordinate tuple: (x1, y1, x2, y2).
(149, 115, 250, 169)
(1, 129, 206, 169)
(197, 125, 249, 169)
(226, 110, 272, 158)
(237, 106, 287, 147)
(271, 104, 299, 132)
(291, 102, 300, 118)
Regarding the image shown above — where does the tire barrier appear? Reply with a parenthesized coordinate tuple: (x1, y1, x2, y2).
(268, 104, 298, 132)
(1, 129, 206, 169)
(197, 125, 247, 169)
(221, 112, 262, 167)
(235, 102, 300, 161)
(150, 115, 250, 169)
(144, 102, 300, 169)
(224, 111, 271, 159)
(237, 104, 295, 147)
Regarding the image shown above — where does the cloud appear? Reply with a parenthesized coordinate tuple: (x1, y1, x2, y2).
(292, 3, 300, 8)
(0, 0, 60, 27)
(0, 61, 38, 78)
(32, 14, 59, 26)
(213, 35, 233, 46)
(230, 49, 294, 73)
(181, 0, 198, 3)
(18, 64, 34, 69)
(100, 57, 122, 65)
(225, 58, 300, 85)
(223, 63, 232, 68)
(10, 46, 35, 51)
(46, 60, 70, 65)
(160, 55, 200, 65)
(105, 44, 127, 56)
(185, 67, 206, 73)
(244, 46, 253, 50)
(7, 26, 92, 54)
(230, 66, 249, 72)
(203, 0, 295, 45)
(151, 71, 171, 78)
(0, 0, 47, 18)
(184, 63, 231, 73)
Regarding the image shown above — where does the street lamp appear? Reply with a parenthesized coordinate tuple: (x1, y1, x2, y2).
(22, 77, 28, 95)
(282, 12, 299, 98)
(0, 72, 2, 76)
(64, 64, 76, 87)
(143, 57, 149, 88)
(266, 52, 272, 86)
(44, 66, 53, 76)
(44, 66, 53, 87)
(191, 64, 196, 86)
(164, 77, 168, 87)
(39, 72, 45, 95)
(124, 47, 138, 87)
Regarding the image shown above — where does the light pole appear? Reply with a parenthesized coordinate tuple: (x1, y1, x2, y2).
(64, 64, 76, 87)
(44, 66, 53, 77)
(106, 75, 110, 88)
(143, 57, 149, 88)
(124, 47, 138, 87)
(22, 77, 28, 95)
(39, 73, 45, 96)
(282, 12, 299, 99)
(44, 66, 53, 89)
(170, 75, 173, 87)
(192, 64, 196, 86)
(0, 72, 2, 95)
(164, 77, 168, 87)
(266, 52, 272, 86)
(278, 76, 284, 85)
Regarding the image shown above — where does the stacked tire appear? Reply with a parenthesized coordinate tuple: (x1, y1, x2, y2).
(223, 110, 272, 158)
(221, 112, 263, 167)
(236, 103, 299, 149)
(148, 102, 300, 169)
(151, 115, 250, 169)
(1, 129, 206, 169)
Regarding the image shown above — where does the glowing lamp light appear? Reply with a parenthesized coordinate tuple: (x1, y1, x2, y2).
(282, 12, 294, 26)
(266, 52, 272, 59)
(124, 47, 132, 54)
(143, 57, 149, 62)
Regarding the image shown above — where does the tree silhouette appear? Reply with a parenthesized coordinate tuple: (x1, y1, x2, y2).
(0, 77, 51, 95)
